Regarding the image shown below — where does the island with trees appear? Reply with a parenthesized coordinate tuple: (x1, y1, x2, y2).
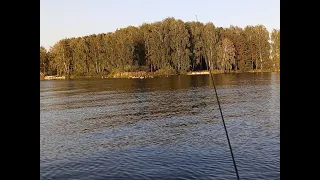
(40, 17, 280, 80)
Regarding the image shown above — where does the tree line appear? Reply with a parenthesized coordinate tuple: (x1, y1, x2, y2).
(40, 17, 280, 78)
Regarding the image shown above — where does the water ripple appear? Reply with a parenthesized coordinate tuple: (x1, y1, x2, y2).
(40, 73, 280, 180)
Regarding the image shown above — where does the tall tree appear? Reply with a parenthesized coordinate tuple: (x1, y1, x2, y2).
(202, 22, 219, 70)
(254, 25, 271, 70)
(73, 37, 90, 75)
(185, 21, 205, 71)
(40, 46, 48, 74)
(49, 39, 72, 77)
(169, 19, 190, 72)
(223, 26, 250, 71)
(217, 38, 236, 72)
(271, 29, 280, 70)
(140, 23, 154, 71)
(244, 26, 258, 70)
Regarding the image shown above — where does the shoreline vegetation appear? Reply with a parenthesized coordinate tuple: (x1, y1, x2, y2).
(40, 69, 280, 80)
(40, 17, 280, 80)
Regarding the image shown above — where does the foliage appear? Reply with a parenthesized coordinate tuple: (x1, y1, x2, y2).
(271, 29, 280, 70)
(40, 17, 279, 77)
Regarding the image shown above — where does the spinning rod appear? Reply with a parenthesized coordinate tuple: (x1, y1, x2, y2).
(195, 14, 240, 180)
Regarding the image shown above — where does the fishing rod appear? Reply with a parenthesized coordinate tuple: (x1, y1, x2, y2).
(195, 15, 240, 180)
(206, 66, 240, 180)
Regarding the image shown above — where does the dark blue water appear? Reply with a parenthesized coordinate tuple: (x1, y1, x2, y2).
(40, 73, 280, 180)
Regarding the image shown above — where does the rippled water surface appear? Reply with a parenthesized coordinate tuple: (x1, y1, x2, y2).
(40, 73, 280, 180)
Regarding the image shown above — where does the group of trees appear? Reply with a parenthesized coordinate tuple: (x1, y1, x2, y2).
(40, 17, 280, 77)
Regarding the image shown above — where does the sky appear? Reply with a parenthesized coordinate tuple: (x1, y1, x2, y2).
(40, 0, 280, 49)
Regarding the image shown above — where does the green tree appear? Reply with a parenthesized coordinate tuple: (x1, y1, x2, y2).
(202, 22, 219, 70)
(40, 46, 48, 74)
(271, 29, 280, 70)
(49, 39, 72, 77)
(223, 26, 250, 71)
(217, 38, 236, 72)
(185, 21, 205, 71)
(254, 25, 271, 70)
(169, 19, 190, 72)
(140, 23, 154, 71)
(244, 26, 258, 70)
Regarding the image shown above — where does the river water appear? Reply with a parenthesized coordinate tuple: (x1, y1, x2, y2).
(40, 73, 280, 180)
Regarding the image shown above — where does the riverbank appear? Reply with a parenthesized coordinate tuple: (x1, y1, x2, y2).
(40, 69, 280, 80)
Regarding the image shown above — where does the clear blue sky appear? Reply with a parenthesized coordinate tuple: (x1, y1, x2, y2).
(40, 0, 280, 49)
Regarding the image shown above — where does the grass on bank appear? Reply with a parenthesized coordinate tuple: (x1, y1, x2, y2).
(40, 67, 280, 80)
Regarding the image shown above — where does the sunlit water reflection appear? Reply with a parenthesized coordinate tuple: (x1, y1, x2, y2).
(40, 73, 280, 180)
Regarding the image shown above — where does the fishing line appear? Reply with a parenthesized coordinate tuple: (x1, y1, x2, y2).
(195, 14, 240, 179)
(205, 64, 240, 180)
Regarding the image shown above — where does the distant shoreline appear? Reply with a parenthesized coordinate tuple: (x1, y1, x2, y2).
(40, 69, 280, 80)
(40, 18, 280, 82)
